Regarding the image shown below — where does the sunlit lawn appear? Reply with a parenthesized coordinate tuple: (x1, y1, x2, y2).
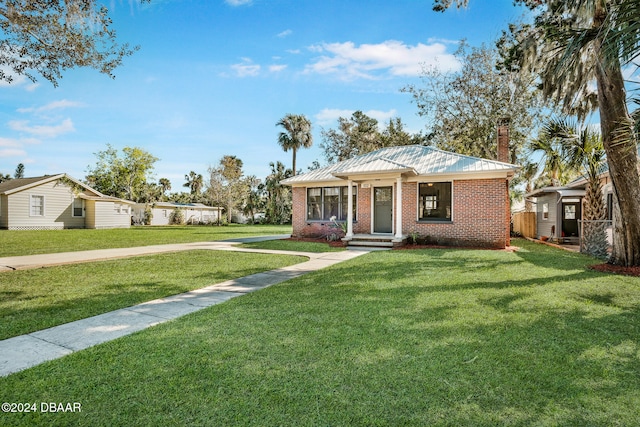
(0, 224, 291, 257)
(2, 240, 640, 426)
(0, 250, 304, 340)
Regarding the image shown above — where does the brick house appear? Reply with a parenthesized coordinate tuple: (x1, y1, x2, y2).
(281, 138, 518, 249)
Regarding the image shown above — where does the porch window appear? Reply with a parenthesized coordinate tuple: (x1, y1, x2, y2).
(30, 195, 44, 216)
(323, 187, 340, 219)
(418, 182, 451, 221)
(72, 198, 84, 217)
(307, 186, 356, 221)
(564, 205, 576, 220)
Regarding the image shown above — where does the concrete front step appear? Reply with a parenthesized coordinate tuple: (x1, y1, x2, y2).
(343, 234, 407, 249)
(348, 240, 394, 248)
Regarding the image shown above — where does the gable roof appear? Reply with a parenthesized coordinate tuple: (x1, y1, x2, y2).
(0, 174, 70, 195)
(0, 174, 131, 204)
(282, 145, 519, 185)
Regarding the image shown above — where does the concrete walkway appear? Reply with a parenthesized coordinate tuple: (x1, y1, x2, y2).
(0, 236, 370, 377)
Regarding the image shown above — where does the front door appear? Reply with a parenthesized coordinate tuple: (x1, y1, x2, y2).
(562, 202, 581, 238)
(374, 186, 393, 233)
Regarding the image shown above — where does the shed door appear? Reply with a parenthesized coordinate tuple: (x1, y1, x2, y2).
(562, 202, 581, 238)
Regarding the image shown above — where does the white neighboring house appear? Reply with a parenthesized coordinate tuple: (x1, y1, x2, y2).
(0, 174, 134, 230)
(132, 202, 221, 225)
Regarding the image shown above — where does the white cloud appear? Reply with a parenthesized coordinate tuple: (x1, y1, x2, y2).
(9, 118, 75, 138)
(306, 40, 461, 80)
(0, 148, 26, 158)
(0, 136, 38, 158)
(225, 0, 252, 5)
(231, 58, 261, 77)
(17, 99, 84, 114)
(315, 108, 397, 126)
(277, 29, 292, 38)
(269, 64, 287, 73)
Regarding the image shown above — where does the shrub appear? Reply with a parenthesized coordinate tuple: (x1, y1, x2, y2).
(168, 208, 185, 225)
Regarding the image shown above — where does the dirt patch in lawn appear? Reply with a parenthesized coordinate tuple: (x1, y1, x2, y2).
(589, 263, 640, 277)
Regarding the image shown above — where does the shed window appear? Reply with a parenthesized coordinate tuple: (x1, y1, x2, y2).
(72, 198, 84, 217)
(307, 186, 356, 221)
(418, 182, 452, 221)
(30, 195, 44, 216)
(542, 203, 549, 220)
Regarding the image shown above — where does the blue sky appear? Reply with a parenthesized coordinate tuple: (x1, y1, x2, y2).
(0, 0, 528, 189)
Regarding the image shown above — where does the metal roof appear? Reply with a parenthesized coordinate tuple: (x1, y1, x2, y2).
(282, 145, 518, 184)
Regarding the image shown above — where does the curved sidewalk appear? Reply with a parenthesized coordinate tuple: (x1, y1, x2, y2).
(0, 237, 370, 377)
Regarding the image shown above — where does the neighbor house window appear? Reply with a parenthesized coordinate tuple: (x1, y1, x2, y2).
(30, 195, 44, 216)
(542, 203, 549, 220)
(418, 182, 452, 221)
(72, 198, 84, 217)
(307, 186, 356, 221)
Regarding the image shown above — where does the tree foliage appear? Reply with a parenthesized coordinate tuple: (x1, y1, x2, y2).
(207, 155, 247, 223)
(85, 144, 158, 202)
(262, 161, 292, 224)
(403, 42, 545, 164)
(0, 0, 149, 86)
(320, 111, 426, 163)
(183, 171, 203, 198)
(13, 163, 24, 178)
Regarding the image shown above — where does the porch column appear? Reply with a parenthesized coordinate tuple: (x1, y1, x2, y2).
(346, 180, 354, 238)
(395, 176, 403, 239)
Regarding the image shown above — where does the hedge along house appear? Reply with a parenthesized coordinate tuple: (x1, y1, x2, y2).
(132, 202, 221, 226)
(282, 124, 519, 249)
(0, 174, 134, 230)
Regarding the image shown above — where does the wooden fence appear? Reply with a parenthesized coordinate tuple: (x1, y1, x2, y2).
(512, 212, 536, 238)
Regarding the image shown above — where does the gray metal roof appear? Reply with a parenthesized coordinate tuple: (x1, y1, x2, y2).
(282, 145, 518, 184)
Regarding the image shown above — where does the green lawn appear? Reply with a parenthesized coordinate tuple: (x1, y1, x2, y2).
(2, 240, 640, 426)
(0, 250, 304, 340)
(0, 224, 292, 257)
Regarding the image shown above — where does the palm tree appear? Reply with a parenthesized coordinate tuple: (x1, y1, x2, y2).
(159, 178, 171, 199)
(509, 0, 640, 265)
(183, 171, 203, 197)
(547, 118, 608, 257)
(530, 120, 572, 187)
(276, 114, 313, 176)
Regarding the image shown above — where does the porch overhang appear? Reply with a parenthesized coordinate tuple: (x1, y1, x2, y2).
(331, 157, 418, 181)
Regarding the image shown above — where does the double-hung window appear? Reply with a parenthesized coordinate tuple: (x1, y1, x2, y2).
(72, 198, 84, 217)
(30, 195, 44, 216)
(418, 182, 452, 221)
(307, 186, 356, 221)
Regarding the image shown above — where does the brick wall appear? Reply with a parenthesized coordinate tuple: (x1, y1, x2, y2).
(292, 179, 510, 248)
(402, 179, 509, 248)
